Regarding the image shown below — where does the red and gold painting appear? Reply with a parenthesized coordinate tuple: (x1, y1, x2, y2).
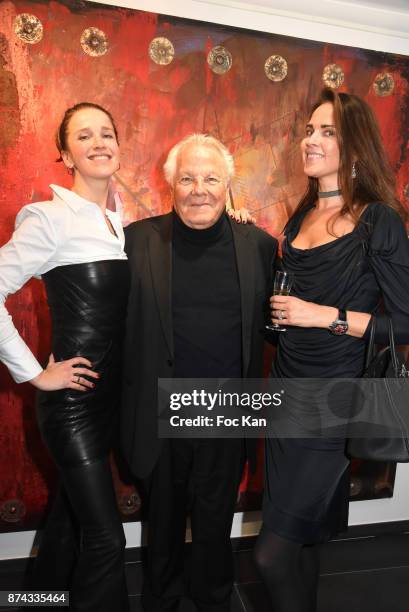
(0, 0, 408, 531)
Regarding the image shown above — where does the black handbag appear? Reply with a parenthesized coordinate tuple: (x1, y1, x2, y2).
(346, 317, 409, 462)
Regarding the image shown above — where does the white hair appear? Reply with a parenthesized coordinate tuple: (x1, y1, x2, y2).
(163, 133, 235, 186)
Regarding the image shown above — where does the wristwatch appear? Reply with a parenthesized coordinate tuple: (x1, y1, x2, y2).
(329, 308, 349, 335)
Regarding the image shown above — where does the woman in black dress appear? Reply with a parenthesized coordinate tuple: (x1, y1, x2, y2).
(0, 103, 129, 611)
(254, 88, 409, 611)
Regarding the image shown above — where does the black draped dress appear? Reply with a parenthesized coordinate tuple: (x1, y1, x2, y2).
(264, 202, 409, 544)
(36, 259, 129, 467)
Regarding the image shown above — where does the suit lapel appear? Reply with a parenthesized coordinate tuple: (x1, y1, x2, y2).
(229, 218, 256, 377)
(148, 213, 174, 358)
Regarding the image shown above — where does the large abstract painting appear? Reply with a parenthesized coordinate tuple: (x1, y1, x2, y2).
(0, 0, 408, 531)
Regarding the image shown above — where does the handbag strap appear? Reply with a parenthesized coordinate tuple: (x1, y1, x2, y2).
(364, 316, 377, 370)
(366, 316, 400, 374)
(387, 316, 400, 374)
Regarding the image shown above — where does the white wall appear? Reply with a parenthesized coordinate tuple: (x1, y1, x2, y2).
(87, 0, 409, 55)
(1, 0, 408, 560)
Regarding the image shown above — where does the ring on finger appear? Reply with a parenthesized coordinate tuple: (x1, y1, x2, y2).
(74, 373, 81, 384)
(278, 310, 284, 320)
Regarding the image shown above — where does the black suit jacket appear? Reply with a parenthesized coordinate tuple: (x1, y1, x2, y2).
(121, 212, 278, 478)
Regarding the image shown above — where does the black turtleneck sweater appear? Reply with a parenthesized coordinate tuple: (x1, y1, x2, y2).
(172, 212, 242, 378)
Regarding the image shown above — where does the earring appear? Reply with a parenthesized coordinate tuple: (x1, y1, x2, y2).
(351, 161, 357, 179)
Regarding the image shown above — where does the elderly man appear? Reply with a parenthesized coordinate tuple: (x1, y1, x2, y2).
(122, 134, 277, 611)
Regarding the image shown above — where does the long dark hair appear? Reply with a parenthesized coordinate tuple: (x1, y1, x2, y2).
(292, 88, 407, 226)
(55, 102, 119, 162)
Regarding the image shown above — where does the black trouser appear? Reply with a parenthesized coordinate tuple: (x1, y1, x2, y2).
(32, 457, 129, 612)
(142, 438, 245, 612)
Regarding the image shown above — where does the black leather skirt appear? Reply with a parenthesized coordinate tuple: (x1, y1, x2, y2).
(36, 260, 129, 468)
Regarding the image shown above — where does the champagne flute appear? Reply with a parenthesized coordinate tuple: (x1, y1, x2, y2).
(265, 270, 294, 332)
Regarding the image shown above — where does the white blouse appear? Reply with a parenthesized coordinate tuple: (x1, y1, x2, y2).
(0, 185, 127, 384)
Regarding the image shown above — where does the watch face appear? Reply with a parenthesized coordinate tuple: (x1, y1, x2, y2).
(331, 320, 348, 335)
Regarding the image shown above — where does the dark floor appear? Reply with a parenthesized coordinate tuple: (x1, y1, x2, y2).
(1, 522, 409, 611)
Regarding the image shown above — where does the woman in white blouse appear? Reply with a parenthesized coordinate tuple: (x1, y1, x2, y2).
(0, 103, 130, 611)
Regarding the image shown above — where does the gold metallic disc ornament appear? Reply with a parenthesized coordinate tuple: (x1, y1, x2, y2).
(118, 492, 142, 515)
(14, 13, 43, 44)
(264, 55, 288, 82)
(322, 64, 344, 89)
(373, 73, 394, 97)
(148, 37, 175, 66)
(0, 499, 26, 523)
(207, 46, 232, 74)
(80, 27, 108, 57)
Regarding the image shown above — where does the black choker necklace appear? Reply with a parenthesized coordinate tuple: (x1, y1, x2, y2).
(318, 189, 342, 198)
